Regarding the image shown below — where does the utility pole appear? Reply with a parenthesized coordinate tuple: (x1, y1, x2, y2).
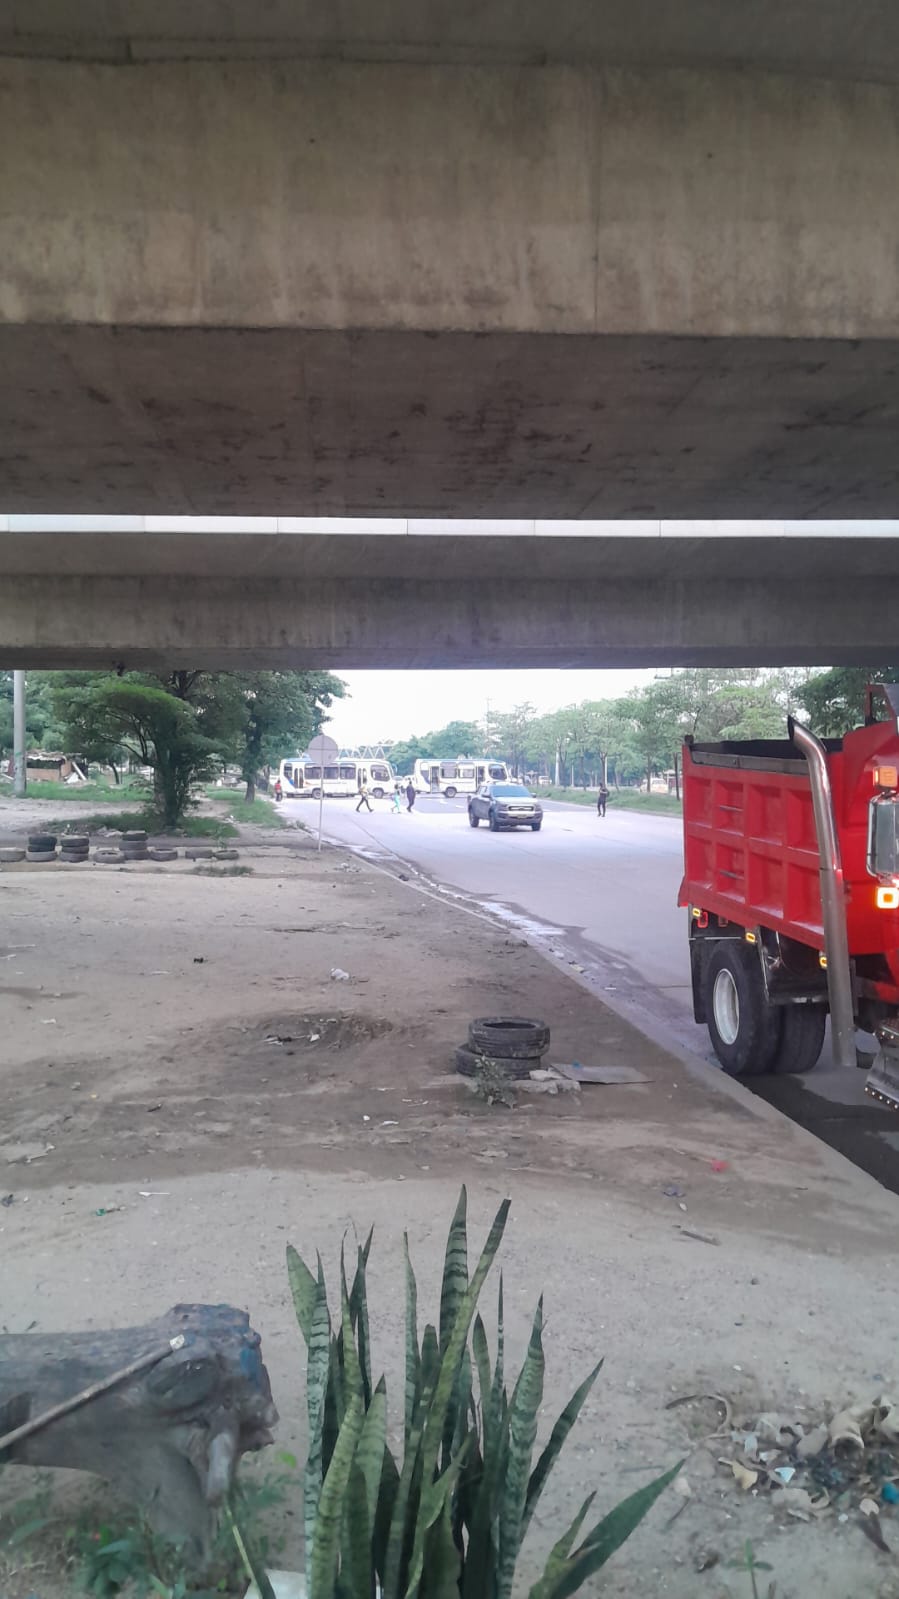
(13, 670, 26, 796)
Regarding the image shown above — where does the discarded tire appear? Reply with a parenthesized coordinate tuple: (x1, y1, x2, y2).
(468, 1016, 550, 1060)
(60, 835, 89, 849)
(213, 848, 239, 861)
(148, 847, 178, 862)
(25, 848, 57, 863)
(59, 850, 89, 864)
(27, 834, 57, 852)
(122, 830, 148, 843)
(454, 1045, 531, 1080)
(185, 847, 215, 860)
(0, 847, 25, 863)
(122, 842, 149, 857)
(94, 849, 124, 864)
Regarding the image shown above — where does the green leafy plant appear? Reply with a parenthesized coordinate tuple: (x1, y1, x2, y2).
(258, 1187, 677, 1599)
(725, 1539, 775, 1599)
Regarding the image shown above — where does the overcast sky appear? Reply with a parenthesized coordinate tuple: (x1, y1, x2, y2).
(325, 668, 658, 746)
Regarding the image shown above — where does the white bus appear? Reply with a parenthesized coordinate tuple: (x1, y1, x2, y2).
(278, 756, 394, 799)
(411, 758, 510, 798)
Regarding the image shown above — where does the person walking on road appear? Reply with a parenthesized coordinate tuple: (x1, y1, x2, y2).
(597, 783, 609, 818)
(391, 783, 403, 814)
(405, 779, 417, 813)
(356, 780, 373, 813)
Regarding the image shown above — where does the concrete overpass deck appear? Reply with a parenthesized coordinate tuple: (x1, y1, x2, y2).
(3, 517, 898, 671)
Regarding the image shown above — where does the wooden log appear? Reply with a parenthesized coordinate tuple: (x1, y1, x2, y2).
(0, 1303, 278, 1560)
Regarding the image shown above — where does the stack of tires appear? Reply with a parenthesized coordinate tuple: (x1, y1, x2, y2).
(59, 833, 90, 865)
(121, 829, 149, 862)
(26, 833, 57, 864)
(455, 1016, 550, 1080)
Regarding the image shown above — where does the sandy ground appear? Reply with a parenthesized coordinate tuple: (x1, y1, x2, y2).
(3, 820, 899, 1597)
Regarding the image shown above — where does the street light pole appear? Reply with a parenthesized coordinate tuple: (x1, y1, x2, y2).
(13, 670, 26, 796)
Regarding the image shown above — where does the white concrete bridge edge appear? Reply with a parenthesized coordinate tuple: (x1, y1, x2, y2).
(4, 516, 899, 539)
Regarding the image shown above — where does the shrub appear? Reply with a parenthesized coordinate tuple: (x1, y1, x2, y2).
(237, 1188, 677, 1598)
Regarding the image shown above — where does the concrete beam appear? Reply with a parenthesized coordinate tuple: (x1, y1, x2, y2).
(5, 2, 899, 85)
(5, 53, 899, 515)
(3, 533, 899, 669)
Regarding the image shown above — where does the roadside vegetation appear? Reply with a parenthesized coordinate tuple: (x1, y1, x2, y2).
(0, 669, 344, 830)
(389, 666, 899, 797)
(47, 808, 238, 841)
(542, 786, 682, 814)
(205, 788, 286, 829)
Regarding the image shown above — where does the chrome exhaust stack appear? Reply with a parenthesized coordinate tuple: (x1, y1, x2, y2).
(788, 717, 858, 1071)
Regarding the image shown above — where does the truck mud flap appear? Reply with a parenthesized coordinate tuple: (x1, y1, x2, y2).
(865, 1049, 899, 1109)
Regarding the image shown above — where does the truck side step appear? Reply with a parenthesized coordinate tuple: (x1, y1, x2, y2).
(865, 1050, 899, 1109)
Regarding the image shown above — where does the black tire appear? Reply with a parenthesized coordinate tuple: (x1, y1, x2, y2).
(373, 788, 384, 799)
(454, 1045, 532, 1080)
(444, 787, 457, 799)
(531, 822, 542, 832)
(25, 849, 57, 863)
(185, 846, 215, 860)
(488, 809, 499, 831)
(469, 1016, 550, 1059)
(122, 844, 148, 856)
(0, 847, 25, 863)
(311, 787, 322, 800)
(122, 830, 147, 843)
(27, 834, 56, 851)
(770, 1005, 827, 1075)
(469, 811, 479, 827)
(61, 835, 89, 848)
(702, 941, 782, 1077)
(214, 848, 239, 861)
(149, 848, 178, 861)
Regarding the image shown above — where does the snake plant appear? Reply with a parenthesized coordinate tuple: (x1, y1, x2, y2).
(247, 1188, 677, 1599)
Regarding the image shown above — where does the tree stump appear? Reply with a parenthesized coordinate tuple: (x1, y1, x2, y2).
(0, 1303, 278, 1560)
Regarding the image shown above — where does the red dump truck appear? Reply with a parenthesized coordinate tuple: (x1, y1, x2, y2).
(679, 683, 899, 1107)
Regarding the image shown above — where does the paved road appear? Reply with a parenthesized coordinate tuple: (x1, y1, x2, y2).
(294, 791, 899, 1192)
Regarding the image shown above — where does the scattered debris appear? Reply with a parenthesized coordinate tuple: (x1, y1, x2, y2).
(712, 1393, 899, 1528)
(193, 956, 205, 964)
(710, 1158, 729, 1172)
(693, 1548, 719, 1573)
(1, 1194, 14, 1208)
(330, 967, 350, 982)
(663, 1185, 685, 1198)
(677, 1225, 720, 1246)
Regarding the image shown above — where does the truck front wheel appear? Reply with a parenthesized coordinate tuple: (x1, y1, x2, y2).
(703, 941, 782, 1077)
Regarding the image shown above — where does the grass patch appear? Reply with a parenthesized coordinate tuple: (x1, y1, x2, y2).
(542, 786, 682, 814)
(205, 789, 284, 829)
(46, 808, 238, 840)
(11, 778, 151, 803)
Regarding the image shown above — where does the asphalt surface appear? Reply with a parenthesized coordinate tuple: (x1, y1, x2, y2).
(294, 790, 899, 1195)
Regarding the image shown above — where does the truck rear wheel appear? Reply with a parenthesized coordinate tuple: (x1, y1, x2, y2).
(703, 941, 781, 1077)
(770, 1005, 826, 1074)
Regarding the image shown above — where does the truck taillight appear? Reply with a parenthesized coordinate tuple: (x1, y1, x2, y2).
(877, 885, 899, 909)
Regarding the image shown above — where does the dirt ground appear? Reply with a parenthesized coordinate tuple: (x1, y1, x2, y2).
(3, 820, 899, 1597)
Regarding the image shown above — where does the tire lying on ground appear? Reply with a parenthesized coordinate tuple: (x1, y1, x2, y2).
(468, 1016, 550, 1060)
(148, 847, 178, 862)
(185, 846, 215, 860)
(27, 834, 57, 852)
(94, 849, 124, 863)
(454, 1045, 532, 1080)
(122, 830, 148, 843)
(214, 848, 239, 861)
(0, 847, 26, 863)
(60, 835, 89, 849)
(59, 851, 89, 863)
(25, 848, 57, 863)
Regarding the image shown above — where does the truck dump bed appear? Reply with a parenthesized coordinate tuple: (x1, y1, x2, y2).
(680, 722, 899, 957)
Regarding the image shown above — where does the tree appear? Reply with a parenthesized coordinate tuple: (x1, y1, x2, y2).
(232, 672, 343, 802)
(50, 676, 222, 827)
(491, 703, 537, 778)
(617, 684, 680, 794)
(800, 666, 899, 736)
(387, 720, 483, 776)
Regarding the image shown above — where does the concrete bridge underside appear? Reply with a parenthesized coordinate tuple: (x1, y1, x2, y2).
(5, 29, 899, 518)
(3, 525, 898, 670)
